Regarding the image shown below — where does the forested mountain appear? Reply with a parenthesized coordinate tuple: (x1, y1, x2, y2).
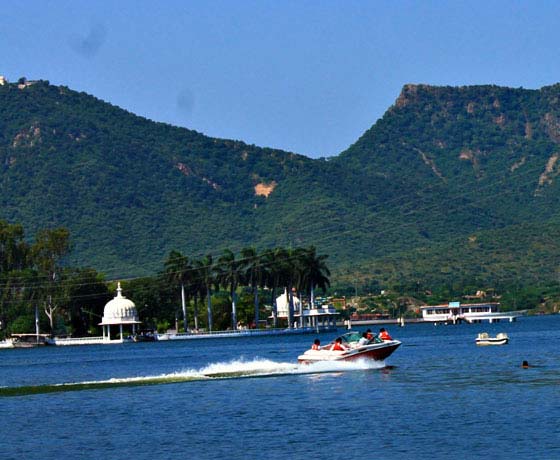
(0, 80, 315, 277)
(334, 83, 560, 288)
(2, 80, 560, 289)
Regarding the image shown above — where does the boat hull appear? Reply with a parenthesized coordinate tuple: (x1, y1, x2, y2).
(475, 332, 509, 346)
(475, 338, 509, 346)
(297, 340, 401, 364)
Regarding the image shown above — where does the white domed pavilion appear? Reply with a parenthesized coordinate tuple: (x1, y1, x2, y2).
(99, 282, 141, 342)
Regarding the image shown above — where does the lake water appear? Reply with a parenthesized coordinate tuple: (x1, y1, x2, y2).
(1, 315, 559, 460)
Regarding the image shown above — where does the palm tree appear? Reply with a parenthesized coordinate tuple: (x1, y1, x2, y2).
(263, 247, 290, 328)
(195, 254, 215, 332)
(241, 247, 266, 329)
(189, 269, 202, 331)
(217, 249, 242, 330)
(299, 246, 331, 310)
(261, 249, 277, 327)
(164, 250, 192, 333)
(285, 247, 305, 328)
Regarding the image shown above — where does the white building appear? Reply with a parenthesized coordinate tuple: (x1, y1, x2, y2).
(274, 289, 301, 319)
(274, 289, 338, 330)
(99, 282, 141, 341)
(420, 301, 522, 324)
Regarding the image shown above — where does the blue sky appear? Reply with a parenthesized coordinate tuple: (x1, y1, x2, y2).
(2, 0, 560, 158)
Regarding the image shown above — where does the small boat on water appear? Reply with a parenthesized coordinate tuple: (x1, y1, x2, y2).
(0, 338, 15, 349)
(6, 334, 50, 348)
(297, 331, 401, 364)
(475, 332, 509, 346)
(131, 329, 158, 342)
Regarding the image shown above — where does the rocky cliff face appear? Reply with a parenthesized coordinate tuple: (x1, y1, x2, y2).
(341, 83, 560, 195)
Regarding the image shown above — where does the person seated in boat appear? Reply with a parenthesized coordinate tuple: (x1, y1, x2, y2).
(379, 328, 392, 341)
(330, 337, 347, 351)
(366, 329, 374, 341)
(358, 332, 370, 346)
(311, 339, 321, 350)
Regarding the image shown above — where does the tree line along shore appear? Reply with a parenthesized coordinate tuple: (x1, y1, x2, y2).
(1, 220, 556, 340)
(0, 220, 332, 338)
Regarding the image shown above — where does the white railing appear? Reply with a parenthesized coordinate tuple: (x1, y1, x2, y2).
(157, 325, 336, 340)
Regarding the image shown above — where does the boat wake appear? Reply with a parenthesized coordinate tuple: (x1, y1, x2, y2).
(199, 357, 385, 378)
(0, 358, 386, 397)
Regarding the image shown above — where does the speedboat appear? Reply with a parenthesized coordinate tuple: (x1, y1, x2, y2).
(297, 331, 401, 364)
(475, 332, 509, 346)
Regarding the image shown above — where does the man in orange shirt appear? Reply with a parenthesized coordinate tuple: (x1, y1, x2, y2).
(330, 337, 347, 351)
(379, 328, 392, 341)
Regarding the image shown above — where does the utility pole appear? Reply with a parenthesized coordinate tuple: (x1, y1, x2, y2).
(35, 304, 40, 344)
(181, 283, 187, 333)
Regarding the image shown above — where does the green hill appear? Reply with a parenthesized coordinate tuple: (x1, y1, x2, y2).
(2, 80, 560, 289)
(0, 81, 315, 277)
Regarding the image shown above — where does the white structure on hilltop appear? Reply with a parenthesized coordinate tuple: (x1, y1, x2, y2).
(99, 282, 141, 341)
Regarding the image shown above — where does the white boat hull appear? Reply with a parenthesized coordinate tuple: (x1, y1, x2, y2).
(298, 340, 401, 363)
(475, 338, 509, 346)
(475, 332, 509, 346)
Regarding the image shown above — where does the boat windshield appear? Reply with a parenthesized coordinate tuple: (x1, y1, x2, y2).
(339, 332, 362, 343)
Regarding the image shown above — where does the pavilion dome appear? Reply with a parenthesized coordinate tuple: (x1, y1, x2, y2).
(100, 282, 140, 325)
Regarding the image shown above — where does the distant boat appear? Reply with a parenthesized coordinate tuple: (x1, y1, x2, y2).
(0, 338, 15, 349)
(8, 334, 49, 347)
(475, 332, 509, 346)
(131, 329, 158, 342)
